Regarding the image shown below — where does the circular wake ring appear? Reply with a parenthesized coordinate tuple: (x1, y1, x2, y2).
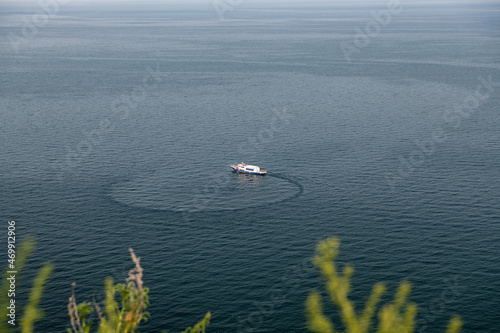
(110, 171, 304, 213)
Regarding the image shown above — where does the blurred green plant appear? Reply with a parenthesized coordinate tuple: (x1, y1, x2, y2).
(179, 312, 211, 333)
(67, 248, 210, 333)
(306, 237, 462, 333)
(1, 236, 465, 333)
(0, 237, 54, 333)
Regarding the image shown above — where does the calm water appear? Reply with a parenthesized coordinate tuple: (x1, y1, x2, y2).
(1, 1, 499, 332)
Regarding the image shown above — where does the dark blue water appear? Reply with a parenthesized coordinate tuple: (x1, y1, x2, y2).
(1, 1, 499, 332)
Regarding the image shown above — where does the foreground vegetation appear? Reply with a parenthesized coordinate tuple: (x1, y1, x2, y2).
(1, 237, 461, 332)
(1, 239, 209, 333)
(306, 237, 462, 333)
(66, 248, 210, 333)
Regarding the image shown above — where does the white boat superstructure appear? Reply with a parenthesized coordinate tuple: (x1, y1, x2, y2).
(230, 162, 267, 175)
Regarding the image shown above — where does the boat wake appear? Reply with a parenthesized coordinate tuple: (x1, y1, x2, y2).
(109, 170, 304, 212)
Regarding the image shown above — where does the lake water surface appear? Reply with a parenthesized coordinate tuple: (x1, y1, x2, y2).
(1, 1, 499, 332)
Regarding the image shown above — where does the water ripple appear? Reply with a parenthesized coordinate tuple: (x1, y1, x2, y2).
(109, 170, 303, 212)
